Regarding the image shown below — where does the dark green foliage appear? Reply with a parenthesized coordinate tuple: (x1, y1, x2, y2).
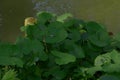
(0, 12, 120, 80)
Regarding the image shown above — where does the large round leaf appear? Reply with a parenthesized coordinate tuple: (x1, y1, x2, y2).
(51, 50, 76, 65)
(45, 22, 68, 43)
(86, 21, 110, 47)
(37, 12, 55, 24)
(86, 21, 105, 35)
(99, 75, 120, 80)
(16, 38, 44, 55)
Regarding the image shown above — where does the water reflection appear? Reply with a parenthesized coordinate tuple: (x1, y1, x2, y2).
(32, 0, 73, 14)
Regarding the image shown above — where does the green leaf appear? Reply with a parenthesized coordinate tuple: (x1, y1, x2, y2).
(57, 13, 73, 22)
(109, 50, 120, 64)
(64, 39, 74, 50)
(95, 50, 120, 67)
(16, 39, 30, 54)
(86, 21, 110, 47)
(71, 45, 85, 58)
(94, 50, 120, 73)
(0, 56, 23, 67)
(38, 51, 48, 61)
(20, 26, 27, 32)
(63, 19, 75, 28)
(68, 29, 81, 42)
(73, 67, 86, 78)
(16, 38, 44, 55)
(31, 40, 44, 53)
(52, 70, 66, 80)
(87, 66, 102, 75)
(89, 31, 110, 47)
(1, 70, 20, 80)
(44, 66, 66, 80)
(99, 75, 120, 80)
(101, 50, 120, 73)
(26, 25, 40, 39)
(86, 21, 105, 35)
(45, 22, 68, 43)
(64, 18, 85, 30)
(113, 33, 120, 41)
(37, 12, 54, 24)
(25, 24, 47, 41)
(87, 41, 102, 52)
(0, 42, 23, 67)
(0, 43, 17, 56)
(94, 54, 111, 66)
(102, 64, 120, 73)
(16, 38, 48, 63)
(64, 40, 85, 58)
(51, 50, 76, 65)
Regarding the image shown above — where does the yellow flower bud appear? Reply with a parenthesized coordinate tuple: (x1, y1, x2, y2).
(24, 17, 37, 26)
(24, 17, 37, 37)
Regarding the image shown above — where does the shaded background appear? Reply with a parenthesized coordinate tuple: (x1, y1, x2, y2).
(0, 0, 120, 42)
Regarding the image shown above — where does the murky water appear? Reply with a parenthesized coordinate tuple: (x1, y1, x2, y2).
(0, 0, 120, 42)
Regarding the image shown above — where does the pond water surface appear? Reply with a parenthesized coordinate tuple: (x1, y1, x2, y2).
(0, 0, 120, 42)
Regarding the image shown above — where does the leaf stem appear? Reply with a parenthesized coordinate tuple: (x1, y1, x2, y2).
(43, 37, 48, 53)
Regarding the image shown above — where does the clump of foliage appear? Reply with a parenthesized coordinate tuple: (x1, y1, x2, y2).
(0, 12, 120, 80)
